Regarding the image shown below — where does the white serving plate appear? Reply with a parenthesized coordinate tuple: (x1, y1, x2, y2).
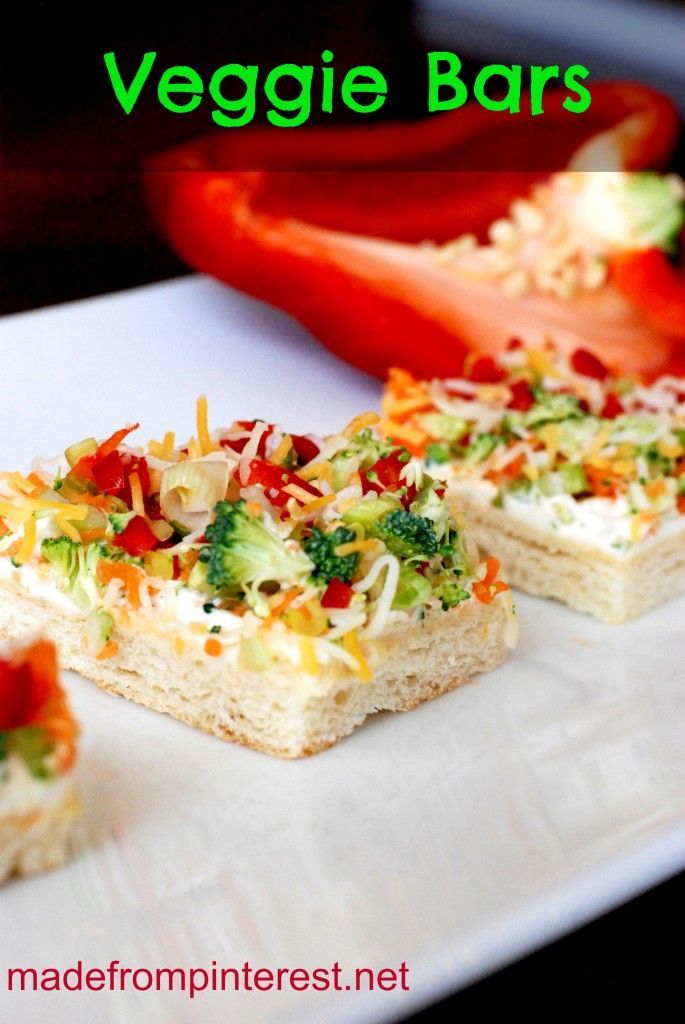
(1, 277, 684, 1024)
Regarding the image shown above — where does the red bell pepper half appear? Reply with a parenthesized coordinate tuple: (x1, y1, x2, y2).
(146, 83, 681, 380)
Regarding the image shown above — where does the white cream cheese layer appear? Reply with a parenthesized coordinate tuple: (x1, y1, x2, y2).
(452, 479, 685, 557)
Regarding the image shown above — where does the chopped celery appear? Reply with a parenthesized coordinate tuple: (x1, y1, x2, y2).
(239, 635, 273, 671)
(65, 437, 98, 468)
(342, 495, 401, 530)
(417, 412, 469, 443)
(392, 566, 432, 610)
(85, 609, 114, 657)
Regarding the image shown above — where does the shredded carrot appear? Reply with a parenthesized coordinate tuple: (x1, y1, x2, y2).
(196, 396, 212, 456)
(68, 492, 119, 512)
(96, 641, 119, 661)
(178, 550, 199, 582)
(204, 637, 222, 657)
(645, 479, 667, 500)
(97, 559, 144, 608)
(98, 423, 139, 459)
(473, 556, 509, 604)
(19, 640, 78, 774)
(382, 394, 433, 421)
(343, 411, 380, 439)
(79, 528, 107, 545)
(0, 538, 22, 559)
(269, 587, 302, 617)
(379, 420, 428, 454)
(384, 367, 419, 397)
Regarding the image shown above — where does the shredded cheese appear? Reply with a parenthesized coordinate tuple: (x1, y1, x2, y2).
(299, 637, 320, 676)
(282, 482, 318, 505)
(16, 516, 37, 564)
(128, 471, 145, 517)
(271, 434, 293, 466)
(334, 539, 378, 557)
(298, 461, 332, 484)
(291, 493, 336, 519)
(341, 630, 373, 682)
(196, 395, 213, 456)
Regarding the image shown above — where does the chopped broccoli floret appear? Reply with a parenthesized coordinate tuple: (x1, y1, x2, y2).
(371, 509, 439, 560)
(41, 537, 109, 609)
(525, 392, 583, 427)
(464, 433, 501, 464)
(199, 500, 312, 615)
(108, 510, 136, 535)
(303, 525, 359, 584)
(434, 577, 470, 611)
(425, 443, 451, 465)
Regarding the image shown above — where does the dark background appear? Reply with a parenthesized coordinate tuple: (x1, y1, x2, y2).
(1, 2, 683, 1016)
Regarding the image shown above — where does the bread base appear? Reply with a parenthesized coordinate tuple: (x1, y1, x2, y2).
(0, 783, 80, 884)
(0, 579, 510, 759)
(452, 490, 685, 624)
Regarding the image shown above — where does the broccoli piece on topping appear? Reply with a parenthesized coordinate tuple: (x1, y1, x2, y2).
(303, 526, 359, 584)
(525, 392, 583, 427)
(41, 537, 109, 610)
(371, 509, 439, 560)
(199, 500, 312, 615)
(434, 578, 470, 611)
(108, 510, 136, 535)
(425, 443, 451, 465)
(464, 433, 501, 464)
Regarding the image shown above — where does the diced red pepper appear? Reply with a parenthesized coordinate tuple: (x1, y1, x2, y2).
(600, 392, 625, 419)
(246, 459, 321, 506)
(361, 450, 417, 506)
(321, 578, 354, 609)
(466, 355, 506, 383)
(507, 378, 535, 411)
(113, 515, 159, 557)
(678, 494, 685, 515)
(291, 434, 320, 465)
(0, 641, 58, 731)
(571, 348, 610, 380)
(92, 450, 125, 494)
(611, 247, 685, 338)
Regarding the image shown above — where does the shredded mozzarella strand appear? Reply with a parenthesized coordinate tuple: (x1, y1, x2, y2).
(353, 554, 400, 639)
(238, 421, 270, 485)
